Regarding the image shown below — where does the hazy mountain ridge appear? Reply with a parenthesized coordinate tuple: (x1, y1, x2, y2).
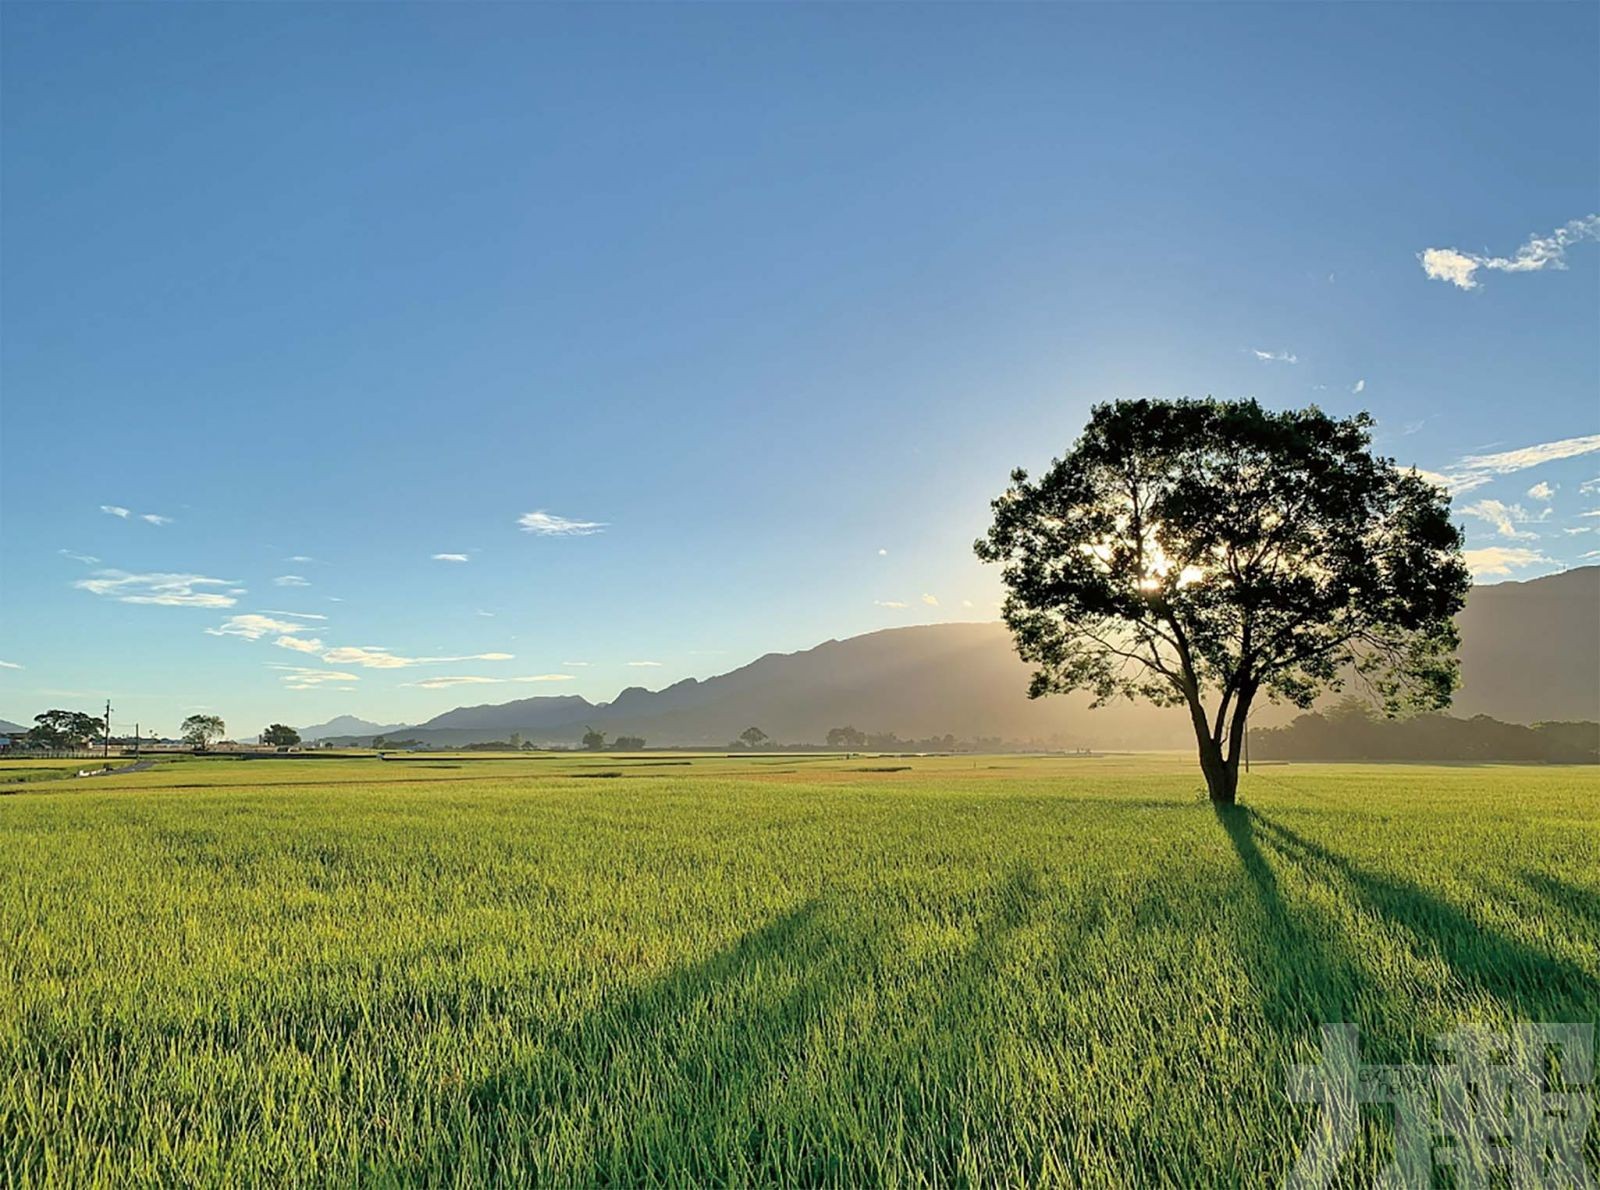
(313, 568, 1598, 748)
(300, 715, 412, 742)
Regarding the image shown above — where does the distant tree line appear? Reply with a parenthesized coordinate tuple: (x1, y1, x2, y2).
(824, 727, 1012, 753)
(428, 732, 648, 752)
(1249, 700, 1598, 764)
(9, 709, 234, 752)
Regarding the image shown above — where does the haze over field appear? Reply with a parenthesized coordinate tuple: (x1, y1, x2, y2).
(289, 568, 1599, 748)
(2, 4, 1598, 735)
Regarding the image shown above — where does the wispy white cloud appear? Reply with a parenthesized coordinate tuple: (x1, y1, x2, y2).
(273, 575, 311, 587)
(101, 504, 173, 525)
(273, 635, 325, 654)
(518, 510, 605, 536)
(875, 600, 910, 609)
(1527, 482, 1555, 502)
(1420, 215, 1600, 290)
(78, 571, 239, 608)
(0, 660, 22, 670)
(1419, 433, 1600, 495)
(1580, 478, 1600, 496)
(626, 660, 662, 667)
(432, 553, 470, 562)
(563, 660, 589, 667)
(877, 548, 888, 556)
(287, 555, 316, 563)
(261, 610, 327, 620)
(320, 646, 515, 669)
(400, 673, 576, 689)
(1463, 547, 1552, 579)
(1352, 379, 1366, 394)
(1251, 349, 1298, 364)
(921, 593, 940, 606)
(206, 613, 319, 640)
(272, 666, 360, 690)
(1459, 499, 1547, 540)
(58, 549, 99, 565)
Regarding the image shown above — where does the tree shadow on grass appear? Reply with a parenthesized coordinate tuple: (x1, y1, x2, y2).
(1250, 814, 1597, 1024)
(426, 869, 1059, 1187)
(1212, 804, 1379, 1032)
(872, 864, 1053, 1182)
(427, 897, 881, 1185)
(1517, 868, 1600, 934)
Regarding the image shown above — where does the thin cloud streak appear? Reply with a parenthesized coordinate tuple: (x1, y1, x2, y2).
(1420, 214, 1600, 290)
(78, 571, 240, 608)
(1419, 433, 1600, 495)
(400, 674, 575, 689)
(206, 614, 318, 640)
(518, 510, 606, 536)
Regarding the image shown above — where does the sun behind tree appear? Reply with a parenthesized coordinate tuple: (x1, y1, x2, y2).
(976, 397, 1470, 804)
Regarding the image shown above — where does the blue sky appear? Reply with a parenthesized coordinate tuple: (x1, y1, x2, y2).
(2, 3, 1597, 736)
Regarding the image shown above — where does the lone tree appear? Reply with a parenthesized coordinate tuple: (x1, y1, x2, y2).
(581, 726, 606, 752)
(739, 726, 770, 750)
(181, 714, 226, 751)
(261, 724, 301, 747)
(976, 398, 1468, 804)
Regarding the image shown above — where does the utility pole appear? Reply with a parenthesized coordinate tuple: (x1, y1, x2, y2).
(104, 699, 112, 760)
(134, 723, 140, 757)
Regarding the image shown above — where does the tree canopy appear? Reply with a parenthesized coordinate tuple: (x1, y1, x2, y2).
(261, 724, 301, 747)
(976, 397, 1469, 803)
(181, 714, 227, 750)
(27, 709, 105, 749)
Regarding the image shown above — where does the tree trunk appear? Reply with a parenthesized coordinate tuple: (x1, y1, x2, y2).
(1197, 736, 1238, 804)
(1185, 694, 1239, 804)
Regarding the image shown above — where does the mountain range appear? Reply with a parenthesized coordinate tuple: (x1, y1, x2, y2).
(305, 567, 1600, 748)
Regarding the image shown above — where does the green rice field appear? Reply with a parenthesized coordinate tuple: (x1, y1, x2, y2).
(2, 753, 1596, 1185)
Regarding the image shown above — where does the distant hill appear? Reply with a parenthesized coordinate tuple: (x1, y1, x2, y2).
(323, 566, 1600, 749)
(1452, 566, 1599, 723)
(300, 714, 412, 742)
